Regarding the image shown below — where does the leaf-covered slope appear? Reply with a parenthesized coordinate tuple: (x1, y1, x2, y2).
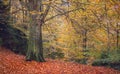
(0, 47, 120, 74)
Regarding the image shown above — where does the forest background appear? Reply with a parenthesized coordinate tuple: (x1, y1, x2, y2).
(0, 0, 120, 70)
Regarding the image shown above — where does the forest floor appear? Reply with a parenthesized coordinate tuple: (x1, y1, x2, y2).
(0, 47, 120, 74)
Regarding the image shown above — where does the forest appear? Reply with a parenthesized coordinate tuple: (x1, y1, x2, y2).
(0, 0, 120, 74)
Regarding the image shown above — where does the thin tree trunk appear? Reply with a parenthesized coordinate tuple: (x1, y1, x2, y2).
(0, 0, 10, 24)
(82, 29, 87, 51)
(104, 4, 111, 52)
(107, 23, 110, 51)
(116, 23, 119, 50)
(82, 29, 88, 64)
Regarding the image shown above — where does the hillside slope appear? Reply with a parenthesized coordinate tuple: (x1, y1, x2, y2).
(0, 47, 120, 74)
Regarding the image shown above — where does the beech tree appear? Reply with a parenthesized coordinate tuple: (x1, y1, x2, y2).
(0, 0, 46, 62)
(19, 0, 50, 62)
(18, 0, 83, 62)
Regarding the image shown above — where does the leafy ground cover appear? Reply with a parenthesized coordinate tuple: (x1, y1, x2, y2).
(0, 47, 120, 74)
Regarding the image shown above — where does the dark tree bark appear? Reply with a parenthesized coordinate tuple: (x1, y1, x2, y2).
(82, 29, 87, 51)
(106, 23, 110, 51)
(116, 23, 119, 50)
(82, 29, 89, 63)
(0, 0, 10, 24)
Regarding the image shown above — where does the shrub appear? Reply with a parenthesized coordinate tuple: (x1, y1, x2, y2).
(92, 51, 120, 70)
(100, 51, 109, 59)
(75, 58, 88, 64)
(92, 59, 111, 66)
(47, 52, 64, 59)
(68, 58, 88, 64)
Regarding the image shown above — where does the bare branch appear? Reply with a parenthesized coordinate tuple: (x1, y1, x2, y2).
(45, 7, 84, 22)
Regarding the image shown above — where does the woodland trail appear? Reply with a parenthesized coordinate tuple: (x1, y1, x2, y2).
(0, 47, 120, 74)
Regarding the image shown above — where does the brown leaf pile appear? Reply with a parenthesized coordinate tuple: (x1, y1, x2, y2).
(0, 47, 120, 74)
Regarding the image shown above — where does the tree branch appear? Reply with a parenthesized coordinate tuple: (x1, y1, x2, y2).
(45, 7, 84, 22)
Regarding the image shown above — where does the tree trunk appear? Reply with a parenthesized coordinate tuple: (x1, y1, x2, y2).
(0, 0, 10, 24)
(82, 29, 88, 51)
(26, 20, 45, 62)
(82, 29, 89, 63)
(116, 23, 119, 50)
(25, 0, 45, 62)
(107, 23, 110, 51)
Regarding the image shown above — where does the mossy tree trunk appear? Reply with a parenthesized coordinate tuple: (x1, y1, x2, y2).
(25, 0, 45, 62)
(26, 17, 45, 62)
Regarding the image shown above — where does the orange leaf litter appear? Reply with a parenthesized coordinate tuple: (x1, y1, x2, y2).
(0, 47, 120, 74)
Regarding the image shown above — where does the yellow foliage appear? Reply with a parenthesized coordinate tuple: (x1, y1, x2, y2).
(29, 11, 44, 15)
(3, 0, 9, 5)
